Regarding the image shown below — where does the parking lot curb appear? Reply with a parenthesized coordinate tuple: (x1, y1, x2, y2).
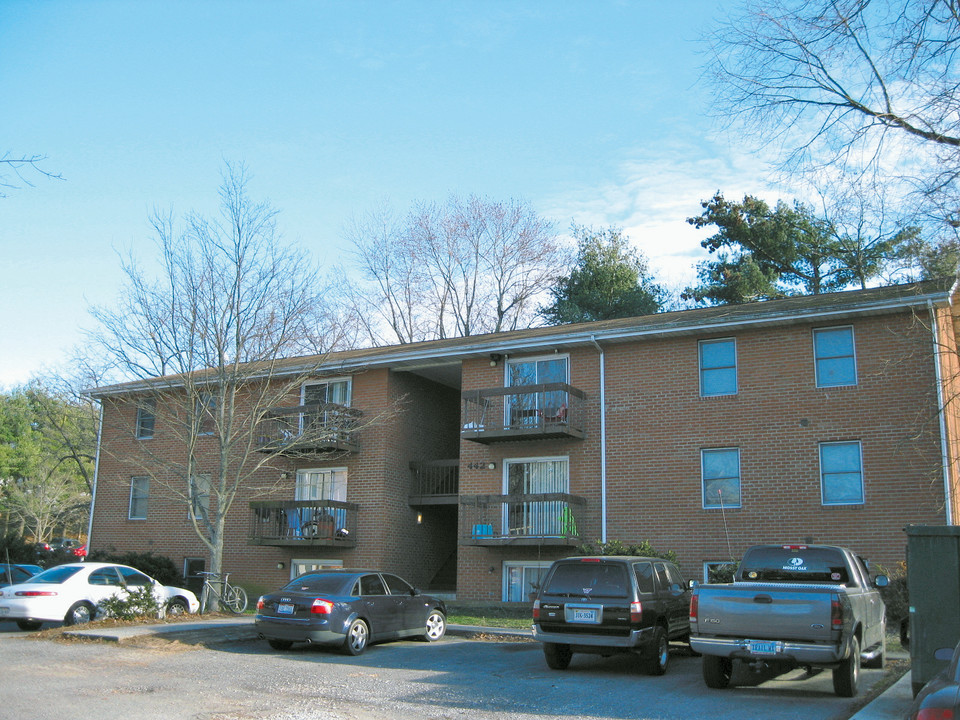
(62, 618, 531, 645)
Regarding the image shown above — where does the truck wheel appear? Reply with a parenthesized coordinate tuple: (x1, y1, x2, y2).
(645, 626, 669, 676)
(833, 636, 860, 697)
(543, 643, 572, 670)
(702, 654, 733, 689)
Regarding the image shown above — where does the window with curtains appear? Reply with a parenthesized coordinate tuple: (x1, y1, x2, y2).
(128, 476, 149, 519)
(504, 457, 570, 537)
(701, 448, 741, 509)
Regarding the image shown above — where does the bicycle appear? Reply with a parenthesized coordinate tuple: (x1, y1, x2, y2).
(197, 571, 249, 614)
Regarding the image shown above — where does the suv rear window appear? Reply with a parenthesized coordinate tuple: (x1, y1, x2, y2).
(544, 562, 630, 598)
(737, 546, 851, 584)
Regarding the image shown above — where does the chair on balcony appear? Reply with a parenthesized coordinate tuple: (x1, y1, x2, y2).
(540, 403, 568, 425)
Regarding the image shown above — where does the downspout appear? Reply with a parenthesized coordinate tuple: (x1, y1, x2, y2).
(928, 300, 953, 525)
(590, 336, 607, 542)
(85, 401, 104, 551)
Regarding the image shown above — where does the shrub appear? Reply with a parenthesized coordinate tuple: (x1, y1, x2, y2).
(576, 538, 678, 563)
(98, 584, 163, 620)
(86, 550, 184, 586)
(0, 533, 38, 564)
(877, 561, 908, 626)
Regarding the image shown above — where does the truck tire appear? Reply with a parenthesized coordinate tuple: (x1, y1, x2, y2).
(833, 636, 861, 697)
(543, 643, 572, 670)
(702, 654, 733, 689)
(645, 626, 669, 676)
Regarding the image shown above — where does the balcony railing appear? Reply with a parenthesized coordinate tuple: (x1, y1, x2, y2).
(409, 460, 459, 505)
(461, 383, 586, 443)
(256, 403, 361, 454)
(248, 499, 358, 547)
(459, 492, 586, 546)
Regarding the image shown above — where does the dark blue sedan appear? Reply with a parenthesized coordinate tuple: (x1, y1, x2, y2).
(0, 564, 42, 589)
(909, 641, 960, 720)
(255, 569, 447, 654)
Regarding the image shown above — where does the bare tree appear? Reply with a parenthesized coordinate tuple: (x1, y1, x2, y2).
(0, 152, 61, 197)
(704, 0, 960, 227)
(87, 163, 354, 577)
(346, 195, 569, 344)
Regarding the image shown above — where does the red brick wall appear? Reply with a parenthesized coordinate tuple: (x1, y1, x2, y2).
(455, 309, 949, 599)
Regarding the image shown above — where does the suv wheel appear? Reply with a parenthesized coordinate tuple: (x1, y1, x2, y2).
(543, 643, 572, 670)
(646, 626, 669, 675)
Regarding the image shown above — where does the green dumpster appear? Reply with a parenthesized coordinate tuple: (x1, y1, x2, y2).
(906, 525, 960, 697)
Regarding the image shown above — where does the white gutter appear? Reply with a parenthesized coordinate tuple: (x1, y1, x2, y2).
(591, 336, 607, 543)
(88, 288, 952, 397)
(85, 401, 104, 551)
(929, 300, 954, 524)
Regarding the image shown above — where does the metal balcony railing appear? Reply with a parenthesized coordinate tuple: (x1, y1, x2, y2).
(461, 383, 585, 443)
(409, 460, 459, 505)
(248, 499, 358, 547)
(256, 402, 361, 454)
(459, 492, 586, 546)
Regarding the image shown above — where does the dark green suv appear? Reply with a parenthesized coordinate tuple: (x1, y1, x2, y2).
(532, 556, 692, 675)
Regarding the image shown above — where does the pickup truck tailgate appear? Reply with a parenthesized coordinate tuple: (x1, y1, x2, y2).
(695, 583, 838, 643)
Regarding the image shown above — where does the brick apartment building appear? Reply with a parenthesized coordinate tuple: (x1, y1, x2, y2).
(88, 279, 960, 602)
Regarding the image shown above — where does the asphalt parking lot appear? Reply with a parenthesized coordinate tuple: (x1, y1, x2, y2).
(0, 623, 899, 720)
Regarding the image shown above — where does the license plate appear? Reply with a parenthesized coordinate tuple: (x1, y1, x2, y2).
(277, 604, 295, 615)
(569, 607, 599, 623)
(746, 640, 781, 655)
(0, 607, 8, 616)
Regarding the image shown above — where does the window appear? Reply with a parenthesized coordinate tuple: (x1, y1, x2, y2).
(504, 457, 571, 537)
(196, 393, 217, 435)
(814, 326, 857, 387)
(293, 468, 348, 535)
(290, 558, 342, 580)
(701, 448, 741, 508)
(703, 561, 738, 583)
(301, 379, 351, 432)
(190, 474, 212, 521)
(136, 398, 156, 439)
(699, 339, 737, 396)
(820, 441, 864, 505)
(506, 355, 568, 426)
(383, 574, 414, 596)
(129, 476, 149, 520)
(503, 561, 552, 602)
(117, 567, 152, 587)
(360, 573, 387, 596)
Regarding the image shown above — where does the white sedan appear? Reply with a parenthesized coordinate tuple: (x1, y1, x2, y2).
(0, 562, 200, 630)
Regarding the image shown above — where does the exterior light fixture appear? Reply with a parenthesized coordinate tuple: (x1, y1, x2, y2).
(277, 561, 285, 570)
(487, 461, 496, 470)
(489, 353, 502, 366)
(416, 512, 423, 524)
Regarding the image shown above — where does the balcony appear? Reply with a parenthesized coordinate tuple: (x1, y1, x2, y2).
(459, 492, 586, 546)
(409, 460, 459, 505)
(256, 403, 361, 455)
(248, 499, 358, 547)
(461, 383, 585, 444)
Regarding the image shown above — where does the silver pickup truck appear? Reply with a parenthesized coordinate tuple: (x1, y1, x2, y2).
(689, 544, 888, 697)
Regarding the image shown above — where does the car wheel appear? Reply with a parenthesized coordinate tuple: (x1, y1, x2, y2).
(833, 636, 861, 697)
(342, 618, 369, 655)
(16, 620, 43, 631)
(646, 625, 669, 676)
(543, 642, 573, 670)
(166, 598, 189, 617)
(268, 638, 293, 651)
(702, 654, 733, 689)
(64, 601, 95, 626)
(422, 610, 446, 642)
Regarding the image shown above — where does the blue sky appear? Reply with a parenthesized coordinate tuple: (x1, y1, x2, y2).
(0, 0, 779, 388)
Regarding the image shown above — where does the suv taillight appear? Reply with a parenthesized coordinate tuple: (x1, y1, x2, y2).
(689, 593, 698, 622)
(630, 601, 643, 624)
(311, 598, 334, 614)
(532, 599, 540, 620)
